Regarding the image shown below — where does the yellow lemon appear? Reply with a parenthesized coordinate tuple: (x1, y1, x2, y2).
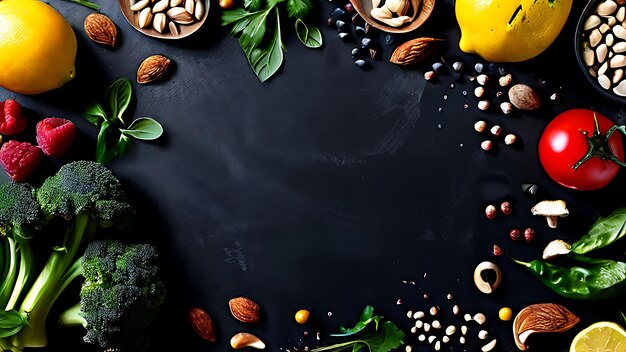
(0, 0, 77, 95)
(456, 0, 573, 62)
(570, 321, 626, 352)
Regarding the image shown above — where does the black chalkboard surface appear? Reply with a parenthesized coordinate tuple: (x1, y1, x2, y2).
(1, 0, 625, 351)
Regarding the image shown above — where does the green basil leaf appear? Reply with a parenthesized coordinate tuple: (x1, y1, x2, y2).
(84, 103, 107, 125)
(238, 10, 269, 54)
(571, 208, 626, 254)
(96, 121, 116, 164)
(120, 117, 164, 141)
(267, 0, 285, 8)
(0, 310, 26, 338)
(286, 0, 312, 19)
(249, 8, 284, 82)
(295, 19, 322, 48)
(115, 134, 132, 159)
(245, 0, 263, 11)
(66, 0, 100, 10)
(105, 78, 133, 125)
(360, 305, 374, 322)
(231, 17, 254, 35)
(221, 8, 259, 26)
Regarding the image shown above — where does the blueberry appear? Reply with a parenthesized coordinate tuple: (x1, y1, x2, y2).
(355, 59, 367, 68)
(355, 26, 366, 36)
(383, 34, 395, 45)
(331, 8, 346, 20)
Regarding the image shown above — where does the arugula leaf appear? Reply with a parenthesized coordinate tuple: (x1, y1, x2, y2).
(313, 321, 404, 352)
(248, 8, 284, 82)
(286, 0, 312, 18)
(295, 19, 322, 48)
(331, 306, 383, 337)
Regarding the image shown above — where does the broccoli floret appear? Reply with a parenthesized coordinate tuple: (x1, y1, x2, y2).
(5, 161, 136, 351)
(0, 182, 39, 237)
(61, 240, 165, 352)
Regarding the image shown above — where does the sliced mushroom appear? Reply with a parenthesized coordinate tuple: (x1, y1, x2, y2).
(473, 261, 502, 294)
(542, 239, 572, 260)
(531, 200, 568, 228)
(513, 303, 579, 351)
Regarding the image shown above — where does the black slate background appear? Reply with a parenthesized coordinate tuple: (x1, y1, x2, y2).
(1, 0, 626, 351)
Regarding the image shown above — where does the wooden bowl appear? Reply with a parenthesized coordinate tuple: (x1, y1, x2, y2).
(118, 0, 209, 40)
(350, 0, 435, 34)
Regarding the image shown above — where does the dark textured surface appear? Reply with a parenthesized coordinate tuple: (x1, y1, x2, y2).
(2, 0, 626, 351)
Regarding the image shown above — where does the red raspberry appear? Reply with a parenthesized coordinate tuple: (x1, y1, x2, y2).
(0, 141, 42, 182)
(0, 100, 27, 136)
(36, 117, 76, 158)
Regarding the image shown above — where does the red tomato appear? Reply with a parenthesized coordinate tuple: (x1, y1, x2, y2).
(538, 109, 625, 191)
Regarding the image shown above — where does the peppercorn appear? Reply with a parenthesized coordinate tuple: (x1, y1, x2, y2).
(295, 309, 310, 324)
(493, 245, 503, 257)
(485, 205, 497, 219)
(510, 228, 521, 241)
(500, 201, 512, 215)
(524, 228, 536, 242)
(498, 307, 512, 321)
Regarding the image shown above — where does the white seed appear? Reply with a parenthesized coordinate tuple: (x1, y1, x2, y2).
(138, 7, 153, 28)
(609, 16, 618, 26)
(152, 0, 169, 12)
(442, 336, 450, 343)
(435, 341, 441, 351)
(428, 335, 436, 344)
(504, 134, 517, 145)
(446, 293, 453, 300)
(452, 305, 460, 315)
(607, 33, 615, 46)
(597, 43, 609, 62)
(599, 61, 610, 75)
(474, 313, 487, 325)
(170, 0, 183, 6)
(432, 320, 441, 329)
(500, 102, 513, 114)
(414, 311, 425, 319)
(477, 74, 489, 85)
(406, 310, 413, 318)
(478, 100, 490, 111)
(185, 0, 195, 14)
(461, 325, 468, 335)
(598, 0, 618, 16)
(130, 0, 149, 11)
(584, 47, 595, 66)
(464, 314, 472, 321)
(498, 74, 512, 87)
(169, 21, 180, 36)
(601, 23, 612, 34)
(599, 74, 612, 89)
(430, 306, 438, 316)
(415, 320, 423, 328)
(152, 13, 167, 33)
(478, 330, 489, 340)
(481, 140, 493, 151)
(614, 69, 624, 83)
(613, 79, 626, 96)
(474, 120, 487, 133)
(611, 54, 626, 67)
(418, 334, 426, 342)
(619, 7, 626, 22)
(481, 339, 497, 352)
(460, 336, 466, 344)
(591, 29, 603, 47)
(194, 0, 205, 21)
(614, 24, 626, 39)
(445, 326, 456, 336)
(410, 326, 417, 334)
(585, 14, 601, 30)
(615, 41, 626, 53)
(490, 125, 502, 136)
(424, 323, 431, 332)
(405, 346, 412, 352)
(474, 86, 485, 98)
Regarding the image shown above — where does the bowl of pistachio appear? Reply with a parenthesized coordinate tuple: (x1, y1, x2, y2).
(118, 0, 209, 39)
(350, 0, 435, 34)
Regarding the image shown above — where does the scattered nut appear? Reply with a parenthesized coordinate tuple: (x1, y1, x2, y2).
(490, 125, 502, 137)
(513, 303, 579, 350)
(504, 133, 517, 145)
(461, 325, 468, 335)
(500, 102, 513, 114)
(84, 13, 118, 48)
(481, 339, 497, 352)
(414, 311, 425, 319)
(485, 204, 497, 219)
(508, 84, 541, 110)
(474, 120, 487, 133)
(410, 326, 417, 334)
(481, 140, 493, 151)
(434, 341, 441, 351)
(137, 54, 172, 84)
(493, 244, 503, 256)
(432, 320, 441, 329)
(188, 307, 216, 342)
(405, 345, 412, 352)
(230, 332, 266, 350)
(474, 313, 487, 325)
(446, 293, 453, 300)
(453, 305, 460, 315)
(478, 330, 488, 339)
(524, 227, 536, 242)
(477, 74, 489, 85)
(415, 320, 423, 328)
(464, 314, 472, 322)
(229, 297, 261, 323)
(445, 326, 456, 335)
(442, 336, 450, 343)
(474, 262, 502, 294)
(498, 74, 512, 87)
(418, 334, 426, 341)
(406, 310, 413, 318)
(478, 100, 490, 111)
(500, 201, 512, 215)
(430, 306, 438, 316)
(510, 228, 522, 241)
(424, 323, 431, 332)
(428, 335, 436, 343)
(460, 336, 466, 344)
(474, 86, 485, 98)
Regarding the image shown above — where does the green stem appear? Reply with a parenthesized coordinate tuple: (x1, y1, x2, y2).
(65, 0, 101, 10)
(574, 113, 626, 169)
(58, 303, 86, 328)
(312, 340, 368, 352)
(0, 239, 17, 309)
(6, 245, 32, 311)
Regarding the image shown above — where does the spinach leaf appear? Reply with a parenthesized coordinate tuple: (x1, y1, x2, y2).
(248, 8, 284, 82)
(295, 19, 322, 48)
(330, 305, 383, 337)
(313, 321, 404, 352)
(221, 8, 260, 25)
(286, 0, 312, 19)
(105, 78, 132, 125)
(571, 208, 626, 254)
(121, 118, 164, 140)
(239, 10, 271, 54)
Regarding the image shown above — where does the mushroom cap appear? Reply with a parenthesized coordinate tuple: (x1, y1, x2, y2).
(542, 239, 572, 260)
(531, 200, 569, 217)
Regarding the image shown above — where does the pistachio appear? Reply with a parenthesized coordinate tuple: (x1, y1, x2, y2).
(138, 7, 153, 29)
(615, 24, 626, 39)
(584, 14, 601, 30)
(184, 0, 195, 14)
(481, 339, 497, 352)
(607, 33, 615, 46)
(152, 13, 167, 33)
(614, 79, 626, 96)
(170, 0, 183, 6)
(130, 0, 149, 11)
(597, 43, 609, 62)
(584, 47, 595, 66)
(169, 21, 180, 36)
(599, 74, 612, 89)
(194, 0, 205, 21)
(614, 41, 626, 52)
(153, 0, 169, 12)
(167, 6, 195, 24)
(609, 16, 617, 26)
(599, 61, 609, 75)
(619, 6, 626, 22)
(610, 54, 626, 67)
(597, 0, 618, 16)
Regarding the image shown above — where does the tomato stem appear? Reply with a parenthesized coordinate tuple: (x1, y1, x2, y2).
(573, 113, 626, 169)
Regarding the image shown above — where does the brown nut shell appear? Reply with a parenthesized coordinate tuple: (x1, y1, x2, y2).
(513, 303, 579, 350)
(84, 13, 118, 48)
(508, 84, 541, 110)
(137, 55, 171, 84)
(188, 307, 216, 342)
(229, 297, 260, 323)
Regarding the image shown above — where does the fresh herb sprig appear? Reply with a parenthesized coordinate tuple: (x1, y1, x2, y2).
(221, 0, 322, 82)
(63, 0, 101, 10)
(313, 306, 404, 352)
(84, 79, 164, 164)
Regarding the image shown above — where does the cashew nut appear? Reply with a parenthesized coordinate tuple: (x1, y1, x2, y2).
(473, 261, 502, 294)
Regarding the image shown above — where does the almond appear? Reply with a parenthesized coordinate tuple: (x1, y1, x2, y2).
(137, 55, 172, 84)
(508, 84, 541, 111)
(84, 13, 118, 48)
(229, 297, 260, 323)
(389, 37, 444, 66)
(188, 307, 216, 342)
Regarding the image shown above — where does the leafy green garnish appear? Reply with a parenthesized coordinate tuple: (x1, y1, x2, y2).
(221, 0, 321, 82)
(330, 305, 383, 337)
(313, 321, 404, 352)
(84, 79, 164, 164)
(64, 0, 101, 10)
(571, 208, 626, 255)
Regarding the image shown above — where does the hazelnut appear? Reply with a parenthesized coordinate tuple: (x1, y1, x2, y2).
(478, 100, 490, 111)
(477, 74, 489, 85)
(524, 228, 536, 242)
(474, 86, 485, 98)
(504, 134, 517, 145)
(485, 205, 497, 219)
(500, 201, 512, 215)
(510, 228, 521, 241)
(493, 244, 503, 256)
(481, 140, 493, 151)
(490, 125, 502, 136)
(474, 120, 487, 133)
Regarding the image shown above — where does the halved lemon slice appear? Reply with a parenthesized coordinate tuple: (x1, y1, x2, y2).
(570, 321, 626, 352)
